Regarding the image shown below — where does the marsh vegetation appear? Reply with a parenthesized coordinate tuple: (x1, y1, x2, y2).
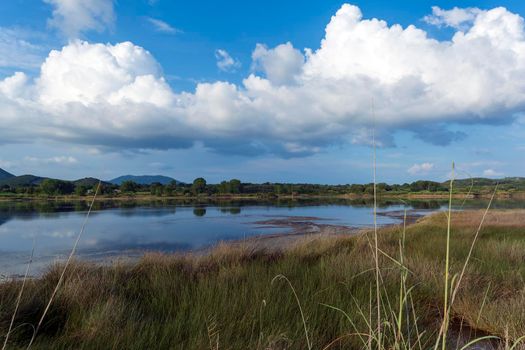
(0, 209, 525, 349)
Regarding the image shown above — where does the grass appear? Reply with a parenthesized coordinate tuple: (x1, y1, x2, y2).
(1, 209, 525, 348)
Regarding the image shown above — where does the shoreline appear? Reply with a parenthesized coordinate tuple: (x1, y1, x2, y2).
(220, 209, 429, 252)
(1, 191, 524, 202)
(98, 209, 431, 256)
(1, 209, 431, 279)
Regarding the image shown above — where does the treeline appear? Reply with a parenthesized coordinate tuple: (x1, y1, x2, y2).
(2, 177, 500, 197)
(1, 178, 450, 196)
(0, 179, 118, 196)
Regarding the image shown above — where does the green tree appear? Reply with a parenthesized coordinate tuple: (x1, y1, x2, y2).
(121, 180, 139, 193)
(192, 178, 207, 194)
(364, 184, 375, 195)
(164, 181, 177, 196)
(75, 185, 89, 196)
(348, 184, 365, 193)
(229, 179, 241, 194)
(95, 183, 114, 195)
(218, 181, 231, 194)
(39, 179, 75, 195)
(409, 180, 445, 192)
(376, 183, 391, 192)
(193, 207, 206, 216)
(150, 182, 164, 196)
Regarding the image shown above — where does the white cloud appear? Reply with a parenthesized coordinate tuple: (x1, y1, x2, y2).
(0, 72, 30, 99)
(24, 156, 78, 165)
(215, 49, 241, 72)
(146, 18, 180, 34)
(483, 169, 504, 177)
(252, 42, 304, 85)
(408, 162, 435, 175)
(2, 4, 525, 156)
(45, 0, 115, 38)
(423, 6, 482, 30)
(37, 41, 168, 106)
(1, 155, 79, 171)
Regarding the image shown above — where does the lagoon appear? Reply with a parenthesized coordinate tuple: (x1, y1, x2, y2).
(0, 198, 519, 275)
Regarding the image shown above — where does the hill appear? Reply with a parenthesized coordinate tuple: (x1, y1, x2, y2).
(0, 168, 14, 180)
(73, 177, 111, 187)
(0, 175, 46, 187)
(443, 177, 525, 190)
(109, 175, 180, 185)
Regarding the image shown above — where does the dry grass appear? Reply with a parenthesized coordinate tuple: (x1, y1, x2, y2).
(425, 209, 525, 228)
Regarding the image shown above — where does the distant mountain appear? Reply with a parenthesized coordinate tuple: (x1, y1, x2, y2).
(443, 177, 525, 188)
(0, 168, 14, 180)
(73, 177, 111, 187)
(0, 175, 45, 187)
(109, 175, 181, 185)
(0, 172, 179, 188)
(0, 175, 110, 188)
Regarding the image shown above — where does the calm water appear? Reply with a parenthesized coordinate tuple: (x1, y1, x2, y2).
(0, 198, 521, 275)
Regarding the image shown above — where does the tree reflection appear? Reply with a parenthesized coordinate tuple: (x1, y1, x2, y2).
(193, 208, 206, 217)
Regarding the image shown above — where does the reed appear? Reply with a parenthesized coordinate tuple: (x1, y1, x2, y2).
(26, 181, 100, 349)
(2, 242, 34, 350)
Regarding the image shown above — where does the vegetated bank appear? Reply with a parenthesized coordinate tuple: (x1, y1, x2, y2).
(2, 174, 525, 201)
(0, 210, 523, 349)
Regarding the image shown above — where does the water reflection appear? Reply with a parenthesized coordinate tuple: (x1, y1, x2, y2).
(0, 197, 523, 276)
(220, 207, 241, 215)
(1, 197, 524, 228)
(193, 207, 206, 217)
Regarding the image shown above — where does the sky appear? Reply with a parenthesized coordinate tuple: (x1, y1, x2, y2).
(1, 0, 525, 184)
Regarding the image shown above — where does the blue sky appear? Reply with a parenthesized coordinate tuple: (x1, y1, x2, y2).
(0, 0, 524, 184)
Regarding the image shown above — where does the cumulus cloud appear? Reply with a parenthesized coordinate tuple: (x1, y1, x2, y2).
(423, 6, 482, 30)
(0, 72, 30, 99)
(2, 4, 525, 157)
(36, 41, 168, 105)
(408, 162, 435, 175)
(252, 42, 304, 85)
(215, 49, 241, 72)
(483, 169, 504, 177)
(147, 18, 180, 34)
(45, 0, 115, 38)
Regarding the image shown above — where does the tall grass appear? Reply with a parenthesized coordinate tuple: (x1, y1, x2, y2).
(372, 116, 382, 350)
(439, 162, 455, 350)
(306, 157, 514, 350)
(26, 181, 100, 349)
(272, 275, 312, 349)
(2, 241, 34, 350)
